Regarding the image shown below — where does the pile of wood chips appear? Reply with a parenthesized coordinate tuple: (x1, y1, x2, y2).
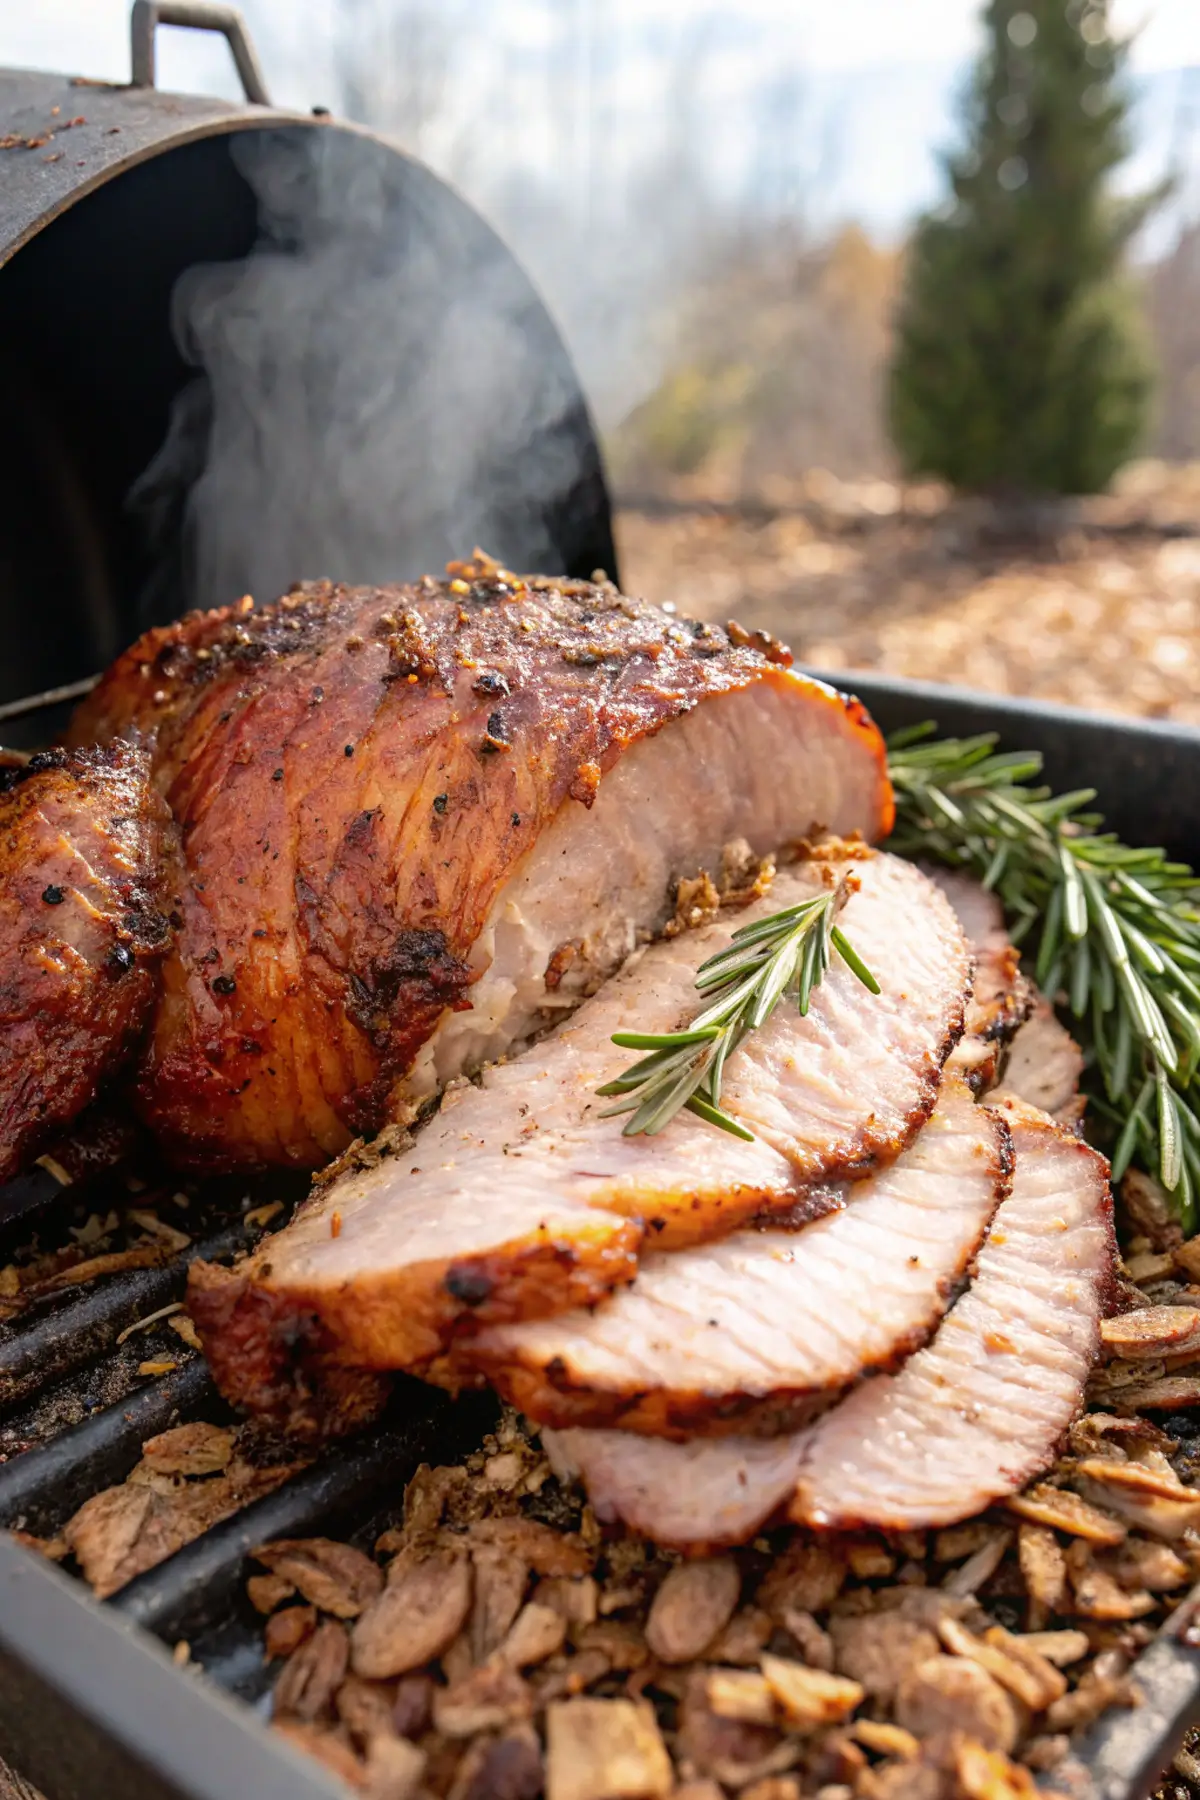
(237, 1354, 1200, 1800)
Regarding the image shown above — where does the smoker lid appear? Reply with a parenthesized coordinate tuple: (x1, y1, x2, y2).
(0, 68, 317, 271)
(0, 25, 618, 732)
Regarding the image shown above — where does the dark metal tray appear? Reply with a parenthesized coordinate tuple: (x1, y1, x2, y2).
(3, 669, 1200, 1800)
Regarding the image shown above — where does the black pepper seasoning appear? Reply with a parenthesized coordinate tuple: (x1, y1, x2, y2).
(41, 884, 65, 905)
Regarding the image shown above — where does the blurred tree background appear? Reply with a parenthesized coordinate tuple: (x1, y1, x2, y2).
(890, 0, 1155, 495)
(323, 0, 1200, 500)
(312, 0, 1200, 720)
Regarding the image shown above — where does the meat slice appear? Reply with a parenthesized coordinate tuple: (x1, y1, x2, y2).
(545, 1102, 1114, 1545)
(191, 851, 970, 1431)
(0, 746, 171, 1184)
(788, 1099, 1114, 1529)
(921, 868, 1085, 1122)
(69, 566, 891, 1169)
(921, 868, 1032, 1091)
(996, 997, 1086, 1124)
(455, 1078, 1008, 1437)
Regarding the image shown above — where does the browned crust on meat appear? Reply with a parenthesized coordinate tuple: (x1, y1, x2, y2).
(191, 1214, 644, 1427)
(0, 744, 172, 1184)
(70, 570, 893, 1171)
(446, 1113, 1014, 1440)
(187, 1260, 391, 1442)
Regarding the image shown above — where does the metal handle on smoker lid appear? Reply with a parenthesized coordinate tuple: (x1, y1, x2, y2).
(129, 0, 271, 104)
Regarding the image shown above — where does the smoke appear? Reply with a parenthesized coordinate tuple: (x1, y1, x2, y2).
(129, 125, 604, 620)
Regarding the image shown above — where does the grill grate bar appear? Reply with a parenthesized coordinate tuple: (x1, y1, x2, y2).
(0, 1220, 253, 1414)
(110, 1390, 495, 1643)
(0, 1360, 213, 1533)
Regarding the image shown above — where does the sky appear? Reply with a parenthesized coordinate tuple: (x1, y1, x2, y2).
(6, 0, 1195, 103)
(5, 0, 1197, 417)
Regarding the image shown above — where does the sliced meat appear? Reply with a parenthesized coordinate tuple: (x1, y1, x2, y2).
(546, 1102, 1114, 1545)
(70, 568, 892, 1169)
(191, 851, 970, 1431)
(0, 746, 171, 1184)
(789, 1099, 1114, 1529)
(996, 997, 1086, 1124)
(921, 867, 1032, 1091)
(455, 1078, 1008, 1437)
(921, 868, 1084, 1122)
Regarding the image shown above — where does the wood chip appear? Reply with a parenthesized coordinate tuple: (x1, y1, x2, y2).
(894, 1656, 1019, 1755)
(353, 1547, 473, 1678)
(760, 1657, 862, 1731)
(645, 1558, 741, 1663)
(392, 1673, 434, 1738)
(934, 1521, 999, 1563)
(1065, 1541, 1157, 1621)
(363, 1731, 426, 1800)
(142, 1422, 233, 1476)
(545, 1698, 673, 1800)
(1101, 1305, 1200, 1358)
(1113, 1534, 1191, 1590)
(845, 1541, 895, 1579)
(274, 1620, 350, 1722)
(1016, 1524, 1066, 1627)
(255, 1538, 385, 1619)
(169, 1313, 202, 1350)
(941, 1530, 1012, 1596)
(954, 1737, 1041, 1799)
(847, 1721, 919, 1761)
(757, 1538, 846, 1618)
(466, 1517, 591, 1577)
(1104, 1373, 1200, 1410)
(1018, 1630, 1091, 1667)
(533, 1576, 599, 1626)
(1045, 1669, 1140, 1732)
(677, 1669, 790, 1787)
(1125, 1249, 1178, 1283)
(1071, 1457, 1200, 1539)
(706, 1669, 776, 1726)
(1173, 1235, 1200, 1280)
(937, 1617, 1065, 1711)
(468, 1546, 529, 1663)
(248, 1572, 295, 1615)
(446, 1727, 542, 1800)
(273, 1719, 365, 1787)
(829, 1610, 939, 1703)
(336, 1675, 403, 1746)
(1006, 1484, 1128, 1544)
(434, 1663, 534, 1738)
(777, 1607, 834, 1671)
(498, 1602, 567, 1669)
(266, 1604, 318, 1660)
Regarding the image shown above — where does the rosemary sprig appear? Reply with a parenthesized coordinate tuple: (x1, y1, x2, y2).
(597, 878, 880, 1139)
(887, 725, 1200, 1231)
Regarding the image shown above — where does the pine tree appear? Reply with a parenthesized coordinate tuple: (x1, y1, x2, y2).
(888, 0, 1156, 496)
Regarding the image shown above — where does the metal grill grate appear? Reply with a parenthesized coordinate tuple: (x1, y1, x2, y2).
(3, 674, 1200, 1799)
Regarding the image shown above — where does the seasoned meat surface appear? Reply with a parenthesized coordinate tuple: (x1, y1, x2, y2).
(457, 1079, 1008, 1436)
(70, 566, 892, 1169)
(547, 1101, 1114, 1544)
(0, 746, 171, 1184)
(190, 852, 969, 1431)
(788, 1098, 1114, 1528)
(996, 996, 1086, 1123)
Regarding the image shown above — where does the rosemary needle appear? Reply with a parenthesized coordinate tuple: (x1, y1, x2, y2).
(887, 725, 1200, 1231)
(597, 877, 880, 1140)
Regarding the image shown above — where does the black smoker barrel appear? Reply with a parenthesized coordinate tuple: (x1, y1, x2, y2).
(0, 2, 616, 736)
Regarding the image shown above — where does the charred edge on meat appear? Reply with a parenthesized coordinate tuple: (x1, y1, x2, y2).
(186, 1260, 392, 1442)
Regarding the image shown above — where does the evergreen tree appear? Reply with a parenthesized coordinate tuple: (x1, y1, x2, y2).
(889, 0, 1156, 496)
